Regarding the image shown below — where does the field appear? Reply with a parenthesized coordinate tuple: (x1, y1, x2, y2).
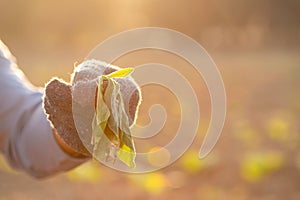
(1, 49, 299, 200)
(1, 0, 300, 199)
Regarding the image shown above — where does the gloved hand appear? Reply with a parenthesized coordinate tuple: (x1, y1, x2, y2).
(43, 60, 141, 158)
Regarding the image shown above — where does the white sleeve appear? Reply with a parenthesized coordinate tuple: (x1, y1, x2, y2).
(0, 40, 86, 178)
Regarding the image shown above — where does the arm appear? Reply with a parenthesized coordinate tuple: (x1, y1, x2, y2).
(0, 40, 86, 178)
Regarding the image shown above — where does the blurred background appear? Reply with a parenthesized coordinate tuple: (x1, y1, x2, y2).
(0, 0, 300, 199)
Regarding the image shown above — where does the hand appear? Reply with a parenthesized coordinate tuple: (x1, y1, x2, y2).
(43, 62, 141, 158)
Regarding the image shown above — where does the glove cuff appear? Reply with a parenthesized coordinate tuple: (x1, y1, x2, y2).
(52, 128, 90, 158)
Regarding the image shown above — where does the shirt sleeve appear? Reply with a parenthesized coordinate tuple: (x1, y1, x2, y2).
(0, 40, 86, 178)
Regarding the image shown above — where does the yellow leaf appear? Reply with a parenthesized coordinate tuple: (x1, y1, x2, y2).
(117, 144, 136, 168)
(91, 72, 136, 168)
(240, 151, 284, 182)
(66, 162, 102, 183)
(107, 67, 134, 78)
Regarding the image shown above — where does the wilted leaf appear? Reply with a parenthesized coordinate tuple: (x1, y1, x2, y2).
(240, 151, 284, 182)
(66, 161, 102, 183)
(180, 150, 219, 173)
(267, 118, 289, 142)
(91, 68, 136, 168)
(128, 172, 169, 194)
